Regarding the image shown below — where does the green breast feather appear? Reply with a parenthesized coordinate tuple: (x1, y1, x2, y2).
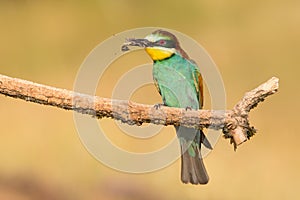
(153, 54, 201, 110)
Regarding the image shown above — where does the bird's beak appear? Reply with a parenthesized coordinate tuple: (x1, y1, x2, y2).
(121, 38, 152, 52)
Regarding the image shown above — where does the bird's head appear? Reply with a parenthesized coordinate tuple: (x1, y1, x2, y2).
(122, 29, 189, 61)
(144, 30, 178, 60)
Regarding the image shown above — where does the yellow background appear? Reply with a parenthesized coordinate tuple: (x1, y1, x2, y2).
(0, 1, 299, 199)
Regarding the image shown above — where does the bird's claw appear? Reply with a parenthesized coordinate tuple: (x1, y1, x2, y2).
(153, 103, 164, 110)
(185, 106, 192, 111)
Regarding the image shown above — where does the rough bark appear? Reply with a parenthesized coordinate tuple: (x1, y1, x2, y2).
(0, 74, 279, 149)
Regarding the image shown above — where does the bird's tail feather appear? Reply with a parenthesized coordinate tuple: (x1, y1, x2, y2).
(180, 141, 209, 184)
(177, 127, 209, 184)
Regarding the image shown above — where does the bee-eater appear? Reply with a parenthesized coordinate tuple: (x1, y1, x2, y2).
(122, 30, 211, 184)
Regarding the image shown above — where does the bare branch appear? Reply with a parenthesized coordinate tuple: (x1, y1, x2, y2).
(0, 74, 279, 149)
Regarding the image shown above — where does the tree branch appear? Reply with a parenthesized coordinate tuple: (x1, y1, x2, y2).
(0, 74, 279, 149)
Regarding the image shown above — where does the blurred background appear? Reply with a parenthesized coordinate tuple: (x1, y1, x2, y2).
(0, 0, 299, 199)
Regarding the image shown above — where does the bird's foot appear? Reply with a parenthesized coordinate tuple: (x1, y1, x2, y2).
(185, 106, 193, 111)
(153, 103, 165, 110)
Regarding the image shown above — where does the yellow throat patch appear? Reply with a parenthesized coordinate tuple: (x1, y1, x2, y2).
(145, 47, 174, 60)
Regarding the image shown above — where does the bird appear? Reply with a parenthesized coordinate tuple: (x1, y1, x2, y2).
(122, 29, 211, 184)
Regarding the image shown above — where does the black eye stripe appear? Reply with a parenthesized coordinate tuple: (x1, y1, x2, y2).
(154, 40, 176, 48)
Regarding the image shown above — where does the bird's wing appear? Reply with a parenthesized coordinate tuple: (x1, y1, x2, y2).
(190, 61, 204, 108)
(153, 77, 162, 95)
(197, 71, 204, 108)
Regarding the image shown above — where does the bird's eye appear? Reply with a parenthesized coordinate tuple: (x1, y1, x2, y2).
(158, 40, 166, 45)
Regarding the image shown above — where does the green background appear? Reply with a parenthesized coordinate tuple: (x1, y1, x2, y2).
(0, 0, 299, 199)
